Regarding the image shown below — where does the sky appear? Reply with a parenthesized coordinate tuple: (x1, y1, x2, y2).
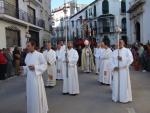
(51, 0, 94, 9)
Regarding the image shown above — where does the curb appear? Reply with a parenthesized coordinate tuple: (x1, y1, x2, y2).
(0, 76, 17, 84)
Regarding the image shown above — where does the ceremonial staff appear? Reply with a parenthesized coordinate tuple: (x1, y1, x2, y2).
(116, 16, 122, 102)
(63, 0, 69, 78)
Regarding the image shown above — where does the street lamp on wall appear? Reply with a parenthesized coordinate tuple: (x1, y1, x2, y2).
(26, 32, 31, 42)
(26, 26, 31, 42)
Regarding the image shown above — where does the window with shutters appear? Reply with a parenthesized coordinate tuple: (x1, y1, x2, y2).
(102, 0, 109, 14)
(121, 0, 126, 13)
(122, 18, 126, 33)
(85, 10, 88, 19)
(27, 6, 36, 24)
(94, 5, 96, 17)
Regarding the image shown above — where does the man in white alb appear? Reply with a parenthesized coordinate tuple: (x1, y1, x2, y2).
(94, 43, 101, 74)
(43, 42, 57, 87)
(21, 40, 48, 113)
(56, 42, 63, 80)
(111, 39, 133, 103)
(62, 41, 80, 95)
(99, 39, 112, 85)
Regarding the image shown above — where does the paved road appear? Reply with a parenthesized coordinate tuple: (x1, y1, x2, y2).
(0, 70, 150, 113)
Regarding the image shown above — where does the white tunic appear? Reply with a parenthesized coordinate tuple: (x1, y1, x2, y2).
(56, 49, 63, 80)
(43, 49, 57, 86)
(111, 47, 133, 103)
(62, 48, 80, 94)
(94, 48, 101, 74)
(99, 48, 105, 69)
(99, 48, 112, 84)
(23, 51, 48, 113)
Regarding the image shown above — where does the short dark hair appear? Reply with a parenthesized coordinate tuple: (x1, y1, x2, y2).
(47, 41, 51, 44)
(103, 37, 110, 47)
(28, 40, 36, 47)
(68, 41, 73, 44)
(119, 39, 125, 44)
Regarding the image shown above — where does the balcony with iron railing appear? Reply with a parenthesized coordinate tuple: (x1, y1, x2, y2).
(98, 26, 115, 34)
(0, 0, 45, 28)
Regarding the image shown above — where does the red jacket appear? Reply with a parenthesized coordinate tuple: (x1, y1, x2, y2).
(0, 52, 7, 64)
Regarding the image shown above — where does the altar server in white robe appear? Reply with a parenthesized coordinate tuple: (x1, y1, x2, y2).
(111, 39, 133, 103)
(60, 41, 66, 52)
(94, 43, 101, 74)
(56, 43, 63, 80)
(99, 39, 112, 85)
(43, 42, 57, 87)
(62, 41, 80, 95)
(99, 42, 105, 69)
(21, 40, 48, 113)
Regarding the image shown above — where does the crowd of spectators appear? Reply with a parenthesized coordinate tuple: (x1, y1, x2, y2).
(131, 43, 150, 72)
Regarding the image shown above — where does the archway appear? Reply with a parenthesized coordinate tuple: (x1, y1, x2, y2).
(135, 22, 141, 42)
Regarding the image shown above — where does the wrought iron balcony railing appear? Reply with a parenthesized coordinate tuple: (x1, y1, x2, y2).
(98, 26, 115, 34)
(0, 0, 45, 28)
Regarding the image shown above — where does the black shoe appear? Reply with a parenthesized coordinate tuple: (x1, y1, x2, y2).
(70, 94, 78, 96)
(101, 83, 110, 86)
(45, 86, 54, 88)
(62, 93, 69, 95)
(100, 82, 105, 85)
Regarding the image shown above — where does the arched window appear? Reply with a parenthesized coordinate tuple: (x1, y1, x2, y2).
(85, 10, 88, 19)
(94, 5, 96, 17)
(121, 0, 126, 13)
(122, 18, 126, 32)
(102, 0, 109, 14)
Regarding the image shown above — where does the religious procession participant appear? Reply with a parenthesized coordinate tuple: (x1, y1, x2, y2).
(43, 42, 57, 87)
(60, 41, 66, 51)
(94, 43, 101, 74)
(99, 38, 112, 85)
(62, 41, 80, 95)
(81, 40, 94, 73)
(56, 42, 63, 80)
(111, 39, 133, 103)
(20, 40, 48, 113)
(99, 42, 105, 71)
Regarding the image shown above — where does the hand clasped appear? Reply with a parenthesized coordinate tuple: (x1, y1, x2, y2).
(28, 65, 35, 70)
(114, 67, 119, 71)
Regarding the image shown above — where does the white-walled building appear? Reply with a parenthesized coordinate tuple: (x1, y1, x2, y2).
(51, 1, 87, 41)
(127, 0, 150, 44)
(69, 0, 130, 45)
(0, 0, 51, 49)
